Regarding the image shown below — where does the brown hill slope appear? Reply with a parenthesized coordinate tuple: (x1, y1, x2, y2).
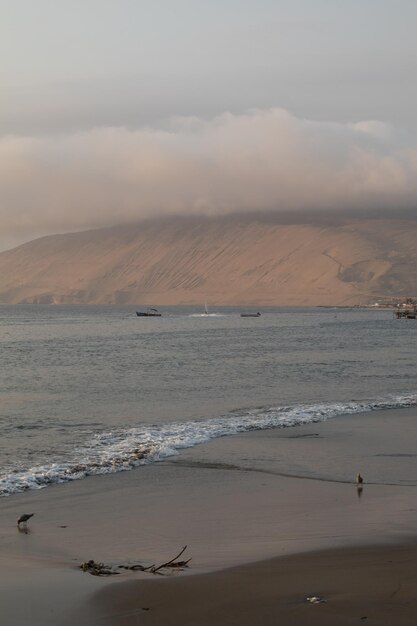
(0, 215, 416, 305)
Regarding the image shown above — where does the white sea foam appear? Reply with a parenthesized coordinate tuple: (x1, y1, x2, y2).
(1, 393, 417, 496)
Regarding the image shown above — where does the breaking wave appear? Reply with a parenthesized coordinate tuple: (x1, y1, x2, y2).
(2, 393, 417, 496)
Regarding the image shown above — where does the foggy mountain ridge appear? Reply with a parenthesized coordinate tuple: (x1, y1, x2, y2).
(0, 214, 416, 306)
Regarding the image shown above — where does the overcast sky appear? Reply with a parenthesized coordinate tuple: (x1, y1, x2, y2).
(1, 0, 417, 249)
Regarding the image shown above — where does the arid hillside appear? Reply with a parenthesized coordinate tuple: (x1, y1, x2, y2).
(0, 214, 416, 305)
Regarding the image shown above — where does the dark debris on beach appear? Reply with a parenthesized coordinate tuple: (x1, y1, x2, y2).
(80, 545, 191, 577)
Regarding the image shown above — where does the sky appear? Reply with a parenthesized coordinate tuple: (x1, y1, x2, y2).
(1, 0, 417, 250)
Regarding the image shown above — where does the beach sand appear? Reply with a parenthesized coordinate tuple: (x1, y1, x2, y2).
(1, 407, 417, 624)
(84, 544, 417, 626)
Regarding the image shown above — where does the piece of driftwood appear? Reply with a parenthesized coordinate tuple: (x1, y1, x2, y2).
(118, 563, 155, 572)
(80, 560, 120, 576)
(80, 546, 191, 577)
(150, 545, 191, 574)
(165, 560, 191, 568)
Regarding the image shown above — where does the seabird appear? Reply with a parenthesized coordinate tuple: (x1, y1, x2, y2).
(17, 513, 34, 526)
(356, 473, 364, 485)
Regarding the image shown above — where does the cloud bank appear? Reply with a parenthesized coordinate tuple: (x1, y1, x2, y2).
(1, 108, 417, 249)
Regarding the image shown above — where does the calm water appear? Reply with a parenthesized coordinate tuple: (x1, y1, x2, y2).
(0, 305, 416, 495)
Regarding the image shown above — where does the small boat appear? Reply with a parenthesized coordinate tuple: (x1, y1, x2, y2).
(136, 308, 162, 317)
(240, 312, 261, 317)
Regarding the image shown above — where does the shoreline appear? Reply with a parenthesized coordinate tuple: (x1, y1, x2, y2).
(1, 406, 417, 624)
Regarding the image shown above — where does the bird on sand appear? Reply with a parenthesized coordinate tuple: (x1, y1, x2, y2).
(356, 473, 364, 485)
(17, 513, 34, 526)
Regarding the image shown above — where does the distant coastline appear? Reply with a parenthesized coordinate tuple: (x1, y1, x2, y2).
(0, 214, 417, 306)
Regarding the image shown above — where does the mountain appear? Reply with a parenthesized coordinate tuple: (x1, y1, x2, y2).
(0, 214, 416, 305)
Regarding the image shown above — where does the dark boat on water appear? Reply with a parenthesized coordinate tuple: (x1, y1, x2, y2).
(240, 312, 261, 317)
(136, 308, 162, 317)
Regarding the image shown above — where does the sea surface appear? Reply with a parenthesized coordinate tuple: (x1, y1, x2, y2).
(0, 304, 416, 496)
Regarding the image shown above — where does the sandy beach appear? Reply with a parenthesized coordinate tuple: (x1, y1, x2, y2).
(85, 544, 417, 626)
(1, 406, 417, 625)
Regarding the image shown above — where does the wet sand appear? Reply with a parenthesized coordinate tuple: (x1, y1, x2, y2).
(1, 407, 417, 624)
(85, 544, 417, 626)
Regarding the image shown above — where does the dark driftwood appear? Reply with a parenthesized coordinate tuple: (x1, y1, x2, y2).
(80, 560, 120, 576)
(166, 559, 192, 568)
(150, 545, 190, 574)
(80, 546, 191, 577)
(119, 563, 155, 572)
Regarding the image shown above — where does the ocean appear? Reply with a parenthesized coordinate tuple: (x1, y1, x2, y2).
(1, 304, 416, 497)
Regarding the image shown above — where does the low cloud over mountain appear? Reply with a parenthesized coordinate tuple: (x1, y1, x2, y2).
(1, 108, 417, 250)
